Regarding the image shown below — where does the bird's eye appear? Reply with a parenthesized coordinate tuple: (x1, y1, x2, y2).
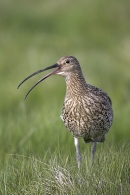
(66, 60, 70, 64)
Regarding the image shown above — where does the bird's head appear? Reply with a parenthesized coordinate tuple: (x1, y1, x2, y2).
(17, 56, 81, 99)
(56, 56, 81, 76)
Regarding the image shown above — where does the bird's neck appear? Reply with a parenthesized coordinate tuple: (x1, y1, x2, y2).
(65, 72, 87, 98)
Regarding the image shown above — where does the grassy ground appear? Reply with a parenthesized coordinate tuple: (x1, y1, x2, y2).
(0, 0, 130, 194)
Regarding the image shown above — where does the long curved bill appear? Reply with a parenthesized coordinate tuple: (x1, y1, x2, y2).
(17, 63, 60, 99)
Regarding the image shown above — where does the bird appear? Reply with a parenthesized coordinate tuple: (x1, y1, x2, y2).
(18, 56, 113, 169)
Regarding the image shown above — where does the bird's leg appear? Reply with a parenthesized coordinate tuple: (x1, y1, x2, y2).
(74, 137, 81, 169)
(91, 141, 97, 165)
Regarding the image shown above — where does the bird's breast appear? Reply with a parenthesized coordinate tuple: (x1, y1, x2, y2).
(60, 97, 92, 138)
(60, 95, 113, 140)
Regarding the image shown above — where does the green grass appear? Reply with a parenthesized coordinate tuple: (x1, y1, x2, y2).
(0, 0, 130, 194)
(0, 144, 130, 194)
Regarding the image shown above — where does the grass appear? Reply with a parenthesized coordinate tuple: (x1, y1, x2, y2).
(0, 144, 130, 194)
(0, 0, 130, 194)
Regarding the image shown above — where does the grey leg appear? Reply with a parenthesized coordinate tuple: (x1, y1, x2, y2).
(92, 142, 97, 165)
(74, 137, 81, 169)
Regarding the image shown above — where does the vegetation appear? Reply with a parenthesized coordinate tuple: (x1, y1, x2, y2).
(0, 0, 130, 194)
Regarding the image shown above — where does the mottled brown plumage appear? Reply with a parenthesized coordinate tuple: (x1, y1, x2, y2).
(18, 56, 113, 169)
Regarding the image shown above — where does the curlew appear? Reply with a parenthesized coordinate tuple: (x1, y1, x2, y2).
(18, 56, 113, 169)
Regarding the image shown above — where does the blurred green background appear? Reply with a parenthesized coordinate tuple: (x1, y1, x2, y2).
(0, 0, 130, 164)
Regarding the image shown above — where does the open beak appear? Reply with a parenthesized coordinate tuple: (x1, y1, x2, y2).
(17, 63, 60, 99)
